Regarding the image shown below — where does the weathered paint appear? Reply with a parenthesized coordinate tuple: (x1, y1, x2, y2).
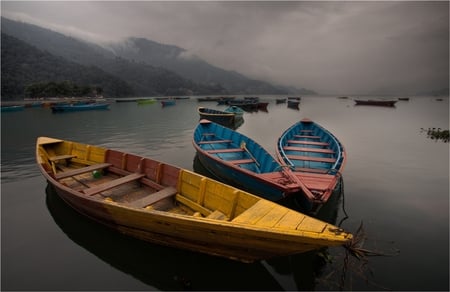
(36, 136, 352, 263)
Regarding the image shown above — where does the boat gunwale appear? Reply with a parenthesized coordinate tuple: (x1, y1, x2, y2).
(277, 120, 346, 173)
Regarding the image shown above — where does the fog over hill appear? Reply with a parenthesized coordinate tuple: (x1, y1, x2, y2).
(2, 17, 314, 98)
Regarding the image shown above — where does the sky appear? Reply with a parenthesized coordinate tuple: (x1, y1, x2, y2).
(1, 1, 449, 95)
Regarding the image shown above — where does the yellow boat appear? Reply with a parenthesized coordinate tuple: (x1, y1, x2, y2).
(36, 137, 352, 263)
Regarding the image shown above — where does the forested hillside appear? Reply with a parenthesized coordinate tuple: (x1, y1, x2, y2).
(1, 17, 316, 99)
(1, 33, 135, 99)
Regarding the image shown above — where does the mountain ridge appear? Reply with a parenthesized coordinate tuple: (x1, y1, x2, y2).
(1, 17, 316, 99)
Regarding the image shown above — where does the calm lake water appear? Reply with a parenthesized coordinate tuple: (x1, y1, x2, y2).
(2, 96, 449, 291)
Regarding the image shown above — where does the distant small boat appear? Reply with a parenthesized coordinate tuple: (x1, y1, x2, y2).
(217, 97, 236, 105)
(51, 103, 109, 112)
(276, 119, 347, 213)
(198, 107, 237, 127)
(287, 100, 300, 110)
(115, 98, 140, 103)
(276, 98, 287, 104)
(354, 99, 397, 107)
(257, 102, 269, 111)
(36, 136, 352, 263)
(1, 105, 25, 112)
(161, 99, 176, 107)
(227, 99, 259, 112)
(288, 97, 301, 100)
(398, 97, 410, 101)
(224, 106, 244, 118)
(198, 97, 221, 102)
(137, 98, 157, 105)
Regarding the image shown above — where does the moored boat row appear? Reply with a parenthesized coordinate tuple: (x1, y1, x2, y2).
(193, 118, 346, 213)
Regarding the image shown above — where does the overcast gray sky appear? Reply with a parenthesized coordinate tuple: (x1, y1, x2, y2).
(2, 1, 449, 95)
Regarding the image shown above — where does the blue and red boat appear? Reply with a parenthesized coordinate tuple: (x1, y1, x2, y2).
(193, 119, 303, 202)
(276, 118, 346, 212)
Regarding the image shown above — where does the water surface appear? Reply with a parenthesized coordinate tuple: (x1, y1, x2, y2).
(2, 96, 448, 290)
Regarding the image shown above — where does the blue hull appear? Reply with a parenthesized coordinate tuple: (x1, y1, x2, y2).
(51, 103, 109, 112)
(276, 119, 346, 173)
(193, 120, 302, 202)
(276, 118, 346, 212)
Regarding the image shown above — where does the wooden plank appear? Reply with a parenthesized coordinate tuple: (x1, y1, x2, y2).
(297, 216, 328, 233)
(49, 154, 77, 162)
(55, 163, 112, 180)
(286, 155, 336, 163)
(293, 135, 321, 139)
(125, 187, 177, 208)
(49, 154, 77, 175)
(198, 139, 232, 144)
(283, 146, 334, 154)
(175, 194, 212, 216)
(287, 140, 329, 146)
(206, 210, 228, 220)
(229, 159, 255, 164)
(274, 210, 305, 229)
(83, 173, 145, 196)
(207, 148, 244, 154)
(294, 167, 328, 174)
(232, 200, 274, 224)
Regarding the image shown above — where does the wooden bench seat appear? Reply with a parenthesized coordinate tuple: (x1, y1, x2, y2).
(293, 135, 321, 139)
(283, 146, 334, 154)
(55, 163, 112, 180)
(229, 159, 255, 165)
(125, 186, 177, 208)
(198, 139, 232, 144)
(294, 167, 329, 174)
(49, 154, 77, 162)
(175, 194, 212, 217)
(286, 155, 336, 163)
(287, 140, 329, 146)
(206, 210, 228, 220)
(83, 173, 145, 196)
(207, 148, 244, 154)
(49, 154, 77, 174)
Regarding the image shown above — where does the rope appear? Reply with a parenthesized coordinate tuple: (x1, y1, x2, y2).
(337, 175, 349, 227)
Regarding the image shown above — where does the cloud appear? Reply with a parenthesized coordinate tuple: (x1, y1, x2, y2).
(1, 1, 448, 94)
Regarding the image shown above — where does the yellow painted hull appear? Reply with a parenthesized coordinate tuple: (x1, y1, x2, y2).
(36, 137, 352, 262)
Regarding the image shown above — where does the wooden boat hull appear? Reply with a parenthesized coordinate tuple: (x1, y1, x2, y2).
(137, 98, 156, 105)
(1, 105, 25, 112)
(276, 119, 347, 213)
(161, 101, 176, 106)
(287, 100, 300, 110)
(51, 103, 109, 112)
(193, 120, 304, 202)
(354, 99, 397, 107)
(36, 136, 351, 262)
(224, 105, 244, 117)
(198, 107, 237, 127)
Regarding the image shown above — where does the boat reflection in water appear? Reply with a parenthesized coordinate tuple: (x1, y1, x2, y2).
(45, 183, 284, 290)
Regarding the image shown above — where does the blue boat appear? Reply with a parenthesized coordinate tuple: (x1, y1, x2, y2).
(51, 102, 109, 112)
(276, 118, 347, 212)
(193, 119, 303, 202)
(161, 99, 176, 107)
(198, 107, 237, 127)
(1, 105, 25, 112)
(224, 106, 244, 118)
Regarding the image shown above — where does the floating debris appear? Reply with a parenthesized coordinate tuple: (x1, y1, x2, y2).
(420, 128, 449, 142)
